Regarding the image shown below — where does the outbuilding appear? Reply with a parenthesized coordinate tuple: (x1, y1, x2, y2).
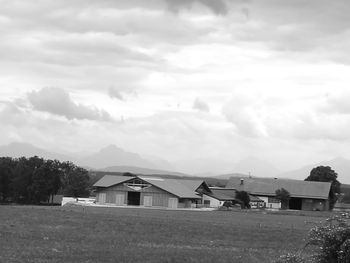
(202, 187, 237, 208)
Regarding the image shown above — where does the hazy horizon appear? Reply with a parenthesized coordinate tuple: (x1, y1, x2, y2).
(2, 141, 350, 184)
(1, 1, 350, 178)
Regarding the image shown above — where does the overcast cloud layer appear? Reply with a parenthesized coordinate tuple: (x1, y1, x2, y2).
(1, 0, 350, 174)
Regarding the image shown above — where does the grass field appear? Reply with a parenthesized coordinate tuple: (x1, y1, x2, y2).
(0, 206, 331, 263)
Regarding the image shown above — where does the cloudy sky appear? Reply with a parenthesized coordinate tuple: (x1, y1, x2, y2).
(1, 0, 350, 173)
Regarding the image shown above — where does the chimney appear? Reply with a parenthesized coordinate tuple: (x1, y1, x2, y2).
(240, 178, 244, 185)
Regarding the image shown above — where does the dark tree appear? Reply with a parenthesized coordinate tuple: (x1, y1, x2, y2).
(11, 156, 44, 203)
(0, 157, 16, 202)
(275, 188, 290, 210)
(60, 162, 90, 197)
(30, 159, 62, 203)
(305, 166, 341, 210)
(236, 191, 250, 209)
(123, 172, 136, 177)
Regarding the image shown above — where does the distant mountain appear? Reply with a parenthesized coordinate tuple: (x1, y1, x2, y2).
(101, 165, 188, 177)
(279, 157, 350, 184)
(78, 145, 159, 170)
(230, 157, 280, 177)
(212, 173, 249, 180)
(173, 158, 233, 175)
(0, 142, 74, 162)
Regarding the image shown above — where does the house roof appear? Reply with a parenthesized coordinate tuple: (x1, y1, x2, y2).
(205, 187, 236, 201)
(93, 175, 203, 199)
(226, 177, 331, 200)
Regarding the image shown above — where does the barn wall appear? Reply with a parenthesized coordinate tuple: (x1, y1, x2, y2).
(302, 199, 328, 211)
(95, 184, 178, 208)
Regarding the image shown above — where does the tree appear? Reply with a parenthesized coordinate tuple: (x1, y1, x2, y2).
(60, 162, 90, 197)
(275, 188, 290, 210)
(0, 157, 16, 202)
(305, 166, 340, 210)
(236, 191, 250, 209)
(11, 156, 44, 203)
(30, 159, 62, 203)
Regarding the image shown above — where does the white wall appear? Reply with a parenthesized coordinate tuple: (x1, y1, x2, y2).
(202, 194, 224, 208)
(256, 196, 281, 209)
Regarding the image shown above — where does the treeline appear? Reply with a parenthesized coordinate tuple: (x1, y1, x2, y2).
(0, 156, 90, 204)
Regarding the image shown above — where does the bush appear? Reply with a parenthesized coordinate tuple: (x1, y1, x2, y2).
(307, 214, 350, 263)
(276, 213, 350, 263)
(274, 253, 305, 263)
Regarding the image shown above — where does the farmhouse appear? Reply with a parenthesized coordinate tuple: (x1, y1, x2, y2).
(226, 177, 331, 211)
(93, 175, 211, 209)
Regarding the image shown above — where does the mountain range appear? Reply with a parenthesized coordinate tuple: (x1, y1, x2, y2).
(1, 142, 349, 183)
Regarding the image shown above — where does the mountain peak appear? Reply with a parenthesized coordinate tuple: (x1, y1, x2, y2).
(99, 144, 125, 153)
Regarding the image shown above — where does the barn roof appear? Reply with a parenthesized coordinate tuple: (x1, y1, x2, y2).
(139, 177, 202, 199)
(93, 175, 132, 187)
(93, 175, 204, 199)
(206, 187, 236, 201)
(226, 177, 331, 200)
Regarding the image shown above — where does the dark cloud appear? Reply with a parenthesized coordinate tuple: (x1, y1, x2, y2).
(192, 98, 210, 112)
(28, 87, 112, 121)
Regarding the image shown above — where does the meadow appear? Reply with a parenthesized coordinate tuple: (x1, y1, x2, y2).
(0, 205, 331, 263)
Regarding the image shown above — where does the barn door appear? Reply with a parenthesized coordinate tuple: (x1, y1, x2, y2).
(99, 193, 106, 204)
(143, 196, 153, 207)
(115, 194, 125, 206)
(168, 198, 178, 209)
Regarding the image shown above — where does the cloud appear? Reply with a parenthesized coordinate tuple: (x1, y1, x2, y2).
(323, 92, 350, 115)
(108, 85, 138, 101)
(164, 0, 229, 15)
(192, 98, 209, 112)
(27, 87, 112, 121)
(222, 93, 267, 137)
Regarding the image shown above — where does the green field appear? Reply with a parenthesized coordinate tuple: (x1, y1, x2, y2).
(0, 206, 331, 263)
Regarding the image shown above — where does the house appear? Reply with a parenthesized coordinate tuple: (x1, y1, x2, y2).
(226, 177, 331, 211)
(249, 195, 265, 209)
(93, 175, 211, 209)
(202, 187, 237, 208)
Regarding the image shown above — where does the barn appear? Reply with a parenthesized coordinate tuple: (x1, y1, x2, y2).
(226, 177, 331, 211)
(93, 175, 211, 209)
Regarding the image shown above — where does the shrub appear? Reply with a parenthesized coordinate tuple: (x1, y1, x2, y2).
(276, 213, 350, 263)
(307, 214, 350, 263)
(274, 253, 305, 263)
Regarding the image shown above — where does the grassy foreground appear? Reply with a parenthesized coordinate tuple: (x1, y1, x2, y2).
(0, 205, 329, 263)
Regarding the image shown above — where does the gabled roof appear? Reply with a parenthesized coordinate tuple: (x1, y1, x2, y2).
(93, 175, 204, 199)
(249, 195, 264, 202)
(226, 177, 331, 200)
(205, 187, 236, 201)
(139, 177, 202, 199)
(93, 175, 132, 187)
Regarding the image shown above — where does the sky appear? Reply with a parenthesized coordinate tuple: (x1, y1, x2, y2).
(1, 0, 350, 173)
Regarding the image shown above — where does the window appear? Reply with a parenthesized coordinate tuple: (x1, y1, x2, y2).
(268, 197, 280, 203)
(124, 178, 151, 191)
